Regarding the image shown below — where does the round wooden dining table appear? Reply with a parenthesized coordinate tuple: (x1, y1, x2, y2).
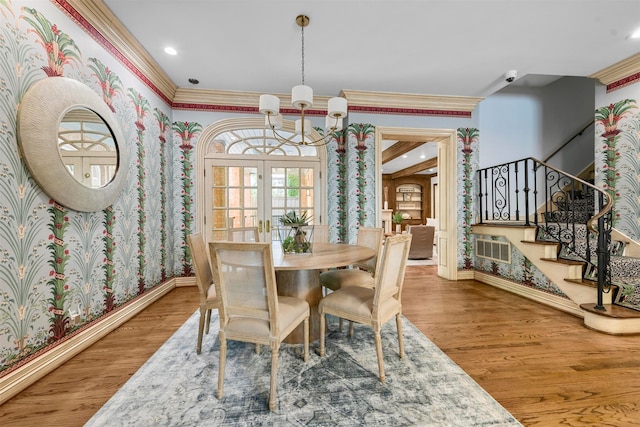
(272, 242, 376, 344)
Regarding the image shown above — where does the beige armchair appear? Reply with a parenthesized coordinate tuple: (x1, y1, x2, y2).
(406, 225, 435, 259)
(319, 227, 383, 293)
(209, 241, 310, 411)
(186, 233, 218, 354)
(319, 233, 412, 382)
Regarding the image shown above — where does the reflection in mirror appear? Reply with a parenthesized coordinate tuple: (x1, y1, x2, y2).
(17, 77, 128, 212)
(58, 108, 117, 188)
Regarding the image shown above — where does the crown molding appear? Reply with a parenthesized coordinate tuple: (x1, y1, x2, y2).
(64, 0, 177, 102)
(590, 52, 640, 86)
(64, 1, 481, 115)
(341, 90, 483, 113)
(173, 88, 335, 113)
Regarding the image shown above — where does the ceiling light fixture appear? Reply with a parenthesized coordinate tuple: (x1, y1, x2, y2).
(164, 47, 177, 55)
(259, 15, 347, 146)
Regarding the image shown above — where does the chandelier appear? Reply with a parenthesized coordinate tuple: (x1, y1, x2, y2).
(259, 15, 348, 146)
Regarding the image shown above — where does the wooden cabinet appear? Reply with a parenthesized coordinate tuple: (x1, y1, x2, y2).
(395, 183, 422, 219)
(382, 175, 432, 232)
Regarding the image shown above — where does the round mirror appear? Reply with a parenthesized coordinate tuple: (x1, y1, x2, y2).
(58, 107, 118, 188)
(17, 77, 128, 212)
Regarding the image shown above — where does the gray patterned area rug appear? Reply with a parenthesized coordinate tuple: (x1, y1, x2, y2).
(85, 311, 521, 427)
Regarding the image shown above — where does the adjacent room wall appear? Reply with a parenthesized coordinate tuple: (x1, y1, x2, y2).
(478, 76, 596, 174)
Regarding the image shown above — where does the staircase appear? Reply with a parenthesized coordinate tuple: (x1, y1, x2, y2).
(475, 157, 640, 334)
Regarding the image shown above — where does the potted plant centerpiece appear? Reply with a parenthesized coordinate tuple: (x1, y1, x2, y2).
(392, 212, 404, 233)
(278, 211, 314, 254)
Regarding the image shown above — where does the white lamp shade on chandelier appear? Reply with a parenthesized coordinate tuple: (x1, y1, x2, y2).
(292, 85, 313, 110)
(258, 15, 347, 146)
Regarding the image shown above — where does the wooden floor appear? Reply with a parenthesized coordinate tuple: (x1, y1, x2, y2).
(2, 266, 639, 426)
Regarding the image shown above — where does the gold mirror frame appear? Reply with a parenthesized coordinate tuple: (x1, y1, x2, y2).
(17, 77, 128, 212)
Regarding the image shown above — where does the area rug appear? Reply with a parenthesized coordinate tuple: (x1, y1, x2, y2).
(85, 311, 521, 427)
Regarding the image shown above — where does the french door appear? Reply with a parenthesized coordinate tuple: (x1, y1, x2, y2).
(204, 158, 322, 244)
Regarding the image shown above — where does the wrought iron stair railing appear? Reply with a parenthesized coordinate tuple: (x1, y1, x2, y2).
(476, 157, 613, 310)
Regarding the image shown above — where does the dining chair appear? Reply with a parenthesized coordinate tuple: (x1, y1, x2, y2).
(227, 226, 260, 242)
(319, 227, 383, 293)
(318, 233, 412, 382)
(311, 224, 329, 244)
(209, 241, 310, 411)
(186, 233, 218, 355)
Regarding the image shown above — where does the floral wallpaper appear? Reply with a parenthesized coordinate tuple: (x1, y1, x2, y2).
(458, 128, 479, 270)
(0, 2, 177, 374)
(326, 130, 347, 243)
(345, 123, 376, 243)
(474, 235, 568, 298)
(595, 98, 640, 239)
(325, 123, 376, 244)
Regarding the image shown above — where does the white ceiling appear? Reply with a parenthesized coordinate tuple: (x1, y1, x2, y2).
(102, 0, 640, 174)
(103, 0, 640, 98)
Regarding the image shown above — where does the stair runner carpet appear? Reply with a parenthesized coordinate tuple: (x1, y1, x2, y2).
(537, 223, 640, 312)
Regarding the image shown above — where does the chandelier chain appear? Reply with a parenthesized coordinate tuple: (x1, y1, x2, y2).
(300, 22, 305, 86)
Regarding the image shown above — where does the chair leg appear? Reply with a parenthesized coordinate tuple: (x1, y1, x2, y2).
(196, 307, 206, 354)
(217, 333, 227, 399)
(396, 314, 405, 359)
(256, 344, 261, 354)
(374, 329, 386, 382)
(303, 317, 309, 362)
(269, 346, 279, 411)
(338, 318, 343, 332)
(319, 312, 326, 357)
(205, 309, 211, 334)
(349, 320, 354, 337)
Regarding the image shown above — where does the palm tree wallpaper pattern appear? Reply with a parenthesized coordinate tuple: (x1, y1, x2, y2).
(0, 3, 176, 373)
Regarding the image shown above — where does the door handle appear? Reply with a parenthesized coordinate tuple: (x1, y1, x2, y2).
(266, 220, 271, 233)
(258, 220, 263, 233)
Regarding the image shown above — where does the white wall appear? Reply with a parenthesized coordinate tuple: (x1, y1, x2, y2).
(478, 76, 595, 173)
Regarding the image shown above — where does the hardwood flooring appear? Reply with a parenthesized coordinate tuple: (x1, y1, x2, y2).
(2, 267, 639, 426)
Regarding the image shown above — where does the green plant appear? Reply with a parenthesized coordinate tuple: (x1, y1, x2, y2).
(282, 235, 311, 253)
(392, 212, 404, 224)
(279, 211, 312, 226)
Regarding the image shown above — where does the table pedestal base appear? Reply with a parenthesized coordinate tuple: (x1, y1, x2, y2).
(276, 269, 322, 344)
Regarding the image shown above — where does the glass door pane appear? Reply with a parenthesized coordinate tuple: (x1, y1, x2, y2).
(268, 163, 320, 244)
(205, 159, 320, 245)
(207, 160, 262, 242)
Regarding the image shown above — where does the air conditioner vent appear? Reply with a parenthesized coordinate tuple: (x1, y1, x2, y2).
(476, 238, 511, 263)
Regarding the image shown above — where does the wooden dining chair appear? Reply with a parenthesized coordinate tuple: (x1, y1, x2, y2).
(209, 241, 310, 411)
(186, 233, 218, 354)
(312, 224, 329, 244)
(319, 233, 412, 382)
(320, 226, 383, 293)
(227, 226, 260, 242)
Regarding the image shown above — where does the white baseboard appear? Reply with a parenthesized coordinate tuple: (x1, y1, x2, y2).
(0, 278, 184, 405)
(474, 271, 584, 317)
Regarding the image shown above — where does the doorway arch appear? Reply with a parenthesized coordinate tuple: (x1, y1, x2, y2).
(375, 126, 458, 280)
(195, 117, 328, 244)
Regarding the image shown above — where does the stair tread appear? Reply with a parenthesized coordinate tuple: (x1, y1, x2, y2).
(580, 303, 640, 319)
(565, 278, 598, 288)
(522, 239, 559, 246)
(540, 257, 584, 265)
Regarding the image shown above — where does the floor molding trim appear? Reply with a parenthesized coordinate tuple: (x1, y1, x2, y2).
(0, 279, 176, 405)
(474, 271, 583, 317)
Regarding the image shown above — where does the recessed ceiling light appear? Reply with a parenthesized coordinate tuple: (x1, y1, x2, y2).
(420, 155, 426, 159)
(629, 28, 640, 39)
(402, 155, 407, 158)
(164, 47, 177, 55)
